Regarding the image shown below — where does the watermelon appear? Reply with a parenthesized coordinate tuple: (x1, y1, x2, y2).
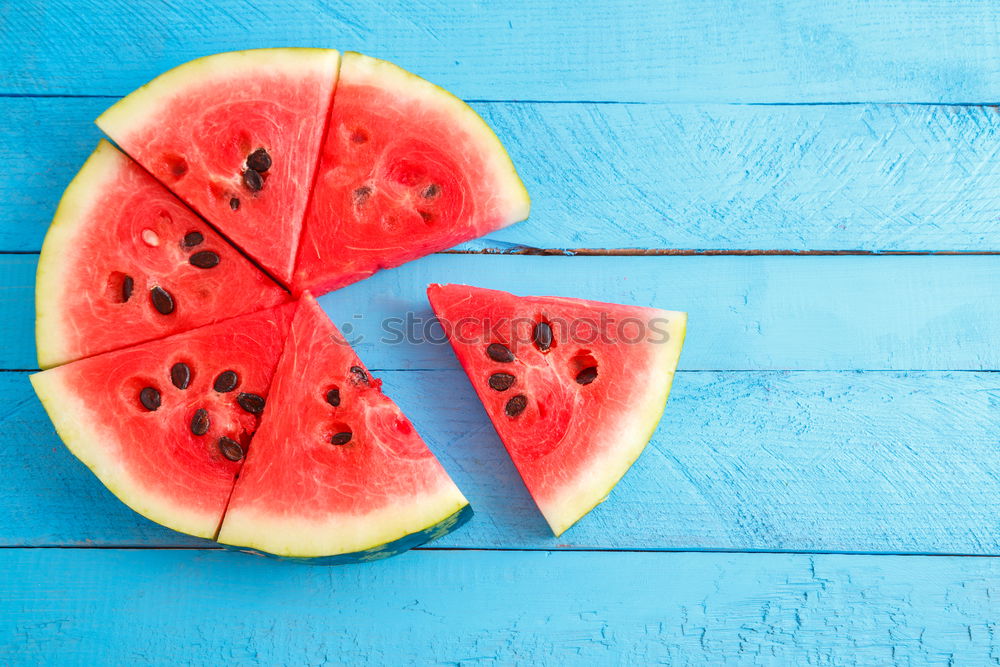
(292, 52, 530, 295)
(218, 294, 471, 561)
(96, 49, 340, 285)
(427, 284, 686, 536)
(36, 140, 288, 369)
(30, 304, 295, 539)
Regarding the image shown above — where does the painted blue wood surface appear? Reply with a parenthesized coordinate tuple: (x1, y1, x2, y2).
(5, 0, 1000, 662)
(3, 549, 999, 664)
(8, 98, 1000, 253)
(4, 254, 999, 371)
(8, 1, 1000, 103)
(7, 369, 1000, 554)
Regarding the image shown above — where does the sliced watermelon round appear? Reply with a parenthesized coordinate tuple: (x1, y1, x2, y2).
(293, 52, 530, 295)
(96, 49, 340, 285)
(427, 283, 686, 537)
(218, 294, 471, 560)
(30, 304, 295, 539)
(36, 140, 288, 369)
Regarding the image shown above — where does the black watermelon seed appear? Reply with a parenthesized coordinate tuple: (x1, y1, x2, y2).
(213, 370, 238, 393)
(330, 431, 353, 446)
(505, 394, 527, 417)
(325, 388, 341, 407)
(421, 183, 440, 198)
(575, 366, 598, 385)
(487, 343, 515, 363)
(488, 372, 516, 392)
(189, 251, 220, 269)
(419, 210, 433, 223)
(150, 286, 175, 315)
(182, 231, 204, 248)
(534, 322, 553, 352)
(190, 408, 210, 436)
(243, 168, 263, 192)
(218, 436, 244, 462)
(350, 366, 369, 384)
(170, 362, 191, 390)
(237, 392, 265, 415)
(121, 275, 134, 303)
(246, 148, 272, 173)
(229, 197, 240, 211)
(139, 387, 161, 411)
(353, 185, 372, 205)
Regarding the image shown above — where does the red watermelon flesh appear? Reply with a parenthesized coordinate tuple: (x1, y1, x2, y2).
(30, 303, 295, 539)
(217, 293, 470, 559)
(36, 140, 288, 369)
(427, 283, 686, 537)
(96, 49, 341, 285)
(292, 52, 530, 295)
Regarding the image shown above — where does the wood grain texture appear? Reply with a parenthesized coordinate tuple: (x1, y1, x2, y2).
(7, 97, 1000, 253)
(3, 548, 999, 665)
(10, 253, 999, 371)
(8, 369, 1000, 554)
(7, 1, 1000, 103)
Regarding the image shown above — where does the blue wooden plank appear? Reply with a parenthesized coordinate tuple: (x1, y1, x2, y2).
(7, 1, 1000, 103)
(7, 97, 1000, 253)
(2, 548, 998, 664)
(8, 254, 999, 371)
(7, 369, 1000, 554)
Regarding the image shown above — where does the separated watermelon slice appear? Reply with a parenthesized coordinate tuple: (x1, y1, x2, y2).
(36, 140, 288, 369)
(218, 294, 471, 561)
(427, 284, 686, 536)
(30, 304, 295, 539)
(97, 49, 340, 285)
(292, 52, 530, 295)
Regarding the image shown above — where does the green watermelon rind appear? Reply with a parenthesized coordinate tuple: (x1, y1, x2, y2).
(29, 367, 224, 540)
(537, 313, 688, 537)
(217, 483, 471, 560)
(36, 139, 125, 369)
(96, 48, 341, 149)
(340, 51, 530, 225)
(223, 503, 474, 565)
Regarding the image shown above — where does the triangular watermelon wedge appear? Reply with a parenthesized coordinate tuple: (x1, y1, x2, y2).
(292, 52, 530, 295)
(97, 48, 340, 285)
(30, 303, 296, 539)
(217, 294, 471, 561)
(36, 140, 289, 369)
(427, 283, 686, 536)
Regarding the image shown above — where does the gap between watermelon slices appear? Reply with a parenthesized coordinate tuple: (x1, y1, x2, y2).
(96, 49, 341, 286)
(427, 283, 686, 537)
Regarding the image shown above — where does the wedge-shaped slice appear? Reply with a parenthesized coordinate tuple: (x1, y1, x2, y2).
(36, 140, 289, 369)
(218, 294, 471, 561)
(293, 52, 530, 295)
(427, 283, 686, 537)
(97, 48, 340, 285)
(30, 303, 295, 539)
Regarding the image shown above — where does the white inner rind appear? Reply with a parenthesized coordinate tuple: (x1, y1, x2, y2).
(35, 140, 122, 369)
(29, 368, 222, 539)
(217, 485, 469, 558)
(536, 311, 687, 537)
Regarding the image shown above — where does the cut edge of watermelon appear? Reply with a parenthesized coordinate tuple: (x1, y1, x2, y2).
(218, 484, 471, 560)
(541, 322, 686, 537)
(29, 368, 221, 540)
(36, 139, 124, 369)
(342, 50, 530, 224)
(95, 48, 341, 146)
